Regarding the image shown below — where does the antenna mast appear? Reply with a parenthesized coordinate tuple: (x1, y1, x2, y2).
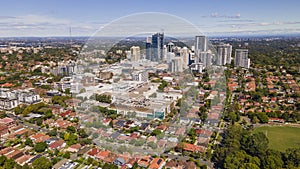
(69, 27, 72, 49)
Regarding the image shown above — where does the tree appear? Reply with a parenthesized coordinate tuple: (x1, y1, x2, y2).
(228, 111, 241, 124)
(36, 118, 43, 126)
(151, 129, 162, 136)
(132, 162, 139, 169)
(102, 163, 118, 169)
(158, 80, 168, 92)
(0, 156, 7, 166)
(109, 120, 113, 128)
(3, 158, 16, 169)
(78, 129, 88, 138)
(24, 137, 33, 147)
(198, 111, 208, 124)
(47, 129, 57, 137)
(65, 133, 78, 146)
(67, 126, 76, 133)
(63, 152, 70, 159)
(243, 132, 269, 156)
(284, 148, 300, 167)
(32, 157, 52, 169)
(257, 112, 269, 123)
(34, 142, 47, 153)
(224, 150, 260, 169)
(64, 88, 71, 94)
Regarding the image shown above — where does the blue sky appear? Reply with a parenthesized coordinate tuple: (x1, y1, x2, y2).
(0, 0, 299, 37)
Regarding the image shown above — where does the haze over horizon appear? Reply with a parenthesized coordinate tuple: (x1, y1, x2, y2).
(0, 0, 300, 37)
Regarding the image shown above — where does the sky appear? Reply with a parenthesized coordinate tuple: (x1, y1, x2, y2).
(0, 0, 300, 37)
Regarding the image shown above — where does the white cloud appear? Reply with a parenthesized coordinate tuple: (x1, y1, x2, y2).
(0, 15, 101, 37)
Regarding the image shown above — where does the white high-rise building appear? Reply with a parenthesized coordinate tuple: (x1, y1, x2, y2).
(180, 47, 189, 69)
(130, 46, 140, 62)
(195, 36, 207, 53)
(194, 35, 207, 65)
(166, 52, 175, 64)
(200, 50, 212, 67)
(216, 43, 232, 65)
(169, 57, 183, 72)
(132, 71, 148, 82)
(234, 49, 250, 68)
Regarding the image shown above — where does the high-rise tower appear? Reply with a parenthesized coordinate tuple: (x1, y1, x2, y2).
(234, 49, 250, 68)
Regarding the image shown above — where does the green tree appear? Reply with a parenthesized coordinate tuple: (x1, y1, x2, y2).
(3, 158, 16, 169)
(257, 112, 269, 123)
(34, 142, 47, 153)
(32, 157, 52, 169)
(66, 126, 76, 133)
(102, 163, 118, 169)
(0, 156, 7, 166)
(151, 129, 162, 136)
(132, 162, 139, 169)
(243, 132, 269, 156)
(198, 111, 208, 124)
(24, 137, 33, 147)
(63, 152, 70, 159)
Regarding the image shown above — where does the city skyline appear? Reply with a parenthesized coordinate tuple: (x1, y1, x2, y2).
(0, 0, 300, 37)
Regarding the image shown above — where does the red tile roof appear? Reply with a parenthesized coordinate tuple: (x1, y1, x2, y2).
(87, 148, 100, 156)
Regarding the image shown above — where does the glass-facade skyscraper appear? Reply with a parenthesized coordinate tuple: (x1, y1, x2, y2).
(145, 32, 164, 62)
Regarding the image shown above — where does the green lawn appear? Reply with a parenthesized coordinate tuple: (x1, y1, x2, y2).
(254, 125, 300, 152)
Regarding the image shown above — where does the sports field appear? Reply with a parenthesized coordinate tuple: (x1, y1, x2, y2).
(254, 125, 300, 152)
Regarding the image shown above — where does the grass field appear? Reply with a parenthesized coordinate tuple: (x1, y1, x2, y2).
(254, 125, 300, 152)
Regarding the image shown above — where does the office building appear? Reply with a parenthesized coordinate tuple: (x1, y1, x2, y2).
(167, 42, 174, 53)
(169, 57, 183, 72)
(234, 49, 250, 68)
(180, 47, 189, 69)
(130, 46, 140, 62)
(200, 51, 212, 67)
(195, 36, 207, 52)
(216, 43, 232, 65)
(145, 33, 164, 62)
(145, 37, 152, 60)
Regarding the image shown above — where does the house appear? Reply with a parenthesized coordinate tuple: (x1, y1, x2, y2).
(148, 157, 165, 169)
(35, 135, 50, 143)
(6, 149, 24, 160)
(0, 117, 16, 128)
(207, 113, 219, 126)
(95, 150, 110, 161)
(103, 153, 118, 163)
(110, 132, 121, 139)
(156, 124, 168, 131)
(29, 132, 50, 143)
(174, 127, 186, 136)
(15, 155, 33, 166)
(60, 110, 72, 117)
(140, 123, 150, 131)
(138, 156, 153, 168)
(228, 83, 239, 91)
(114, 157, 126, 166)
(157, 139, 167, 148)
(49, 140, 66, 150)
(87, 148, 100, 158)
(66, 143, 81, 153)
(165, 160, 185, 169)
(147, 136, 157, 143)
(30, 133, 44, 142)
(0, 125, 9, 137)
(182, 143, 206, 153)
(102, 118, 112, 126)
(195, 129, 212, 138)
(185, 161, 197, 169)
(0, 147, 14, 156)
(268, 117, 285, 123)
